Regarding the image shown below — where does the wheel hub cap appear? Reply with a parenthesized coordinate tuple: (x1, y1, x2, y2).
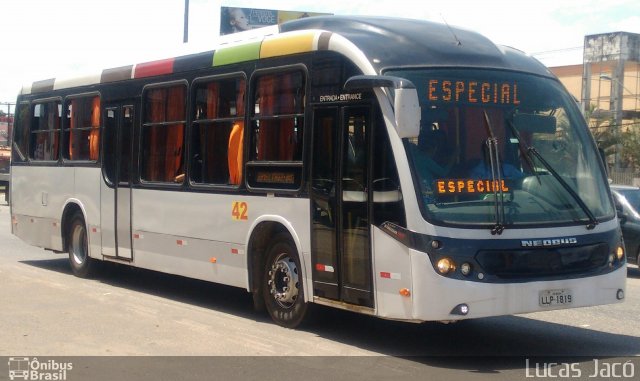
(268, 254, 299, 308)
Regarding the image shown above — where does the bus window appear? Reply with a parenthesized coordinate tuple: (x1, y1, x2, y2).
(30, 100, 61, 161)
(12, 103, 30, 162)
(373, 115, 405, 227)
(141, 84, 187, 184)
(251, 70, 305, 161)
(190, 76, 246, 186)
(64, 95, 100, 161)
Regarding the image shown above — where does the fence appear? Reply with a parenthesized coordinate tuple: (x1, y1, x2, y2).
(609, 170, 638, 186)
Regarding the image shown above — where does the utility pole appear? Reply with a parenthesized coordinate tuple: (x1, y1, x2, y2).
(183, 0, 190, 43)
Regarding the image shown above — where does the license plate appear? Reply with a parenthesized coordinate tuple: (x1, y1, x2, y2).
(539, 288, 573, 307)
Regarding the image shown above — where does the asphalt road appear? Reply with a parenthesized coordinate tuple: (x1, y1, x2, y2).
(1, 201, 639, 380)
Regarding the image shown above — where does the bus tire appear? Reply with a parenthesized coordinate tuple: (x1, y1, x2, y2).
(263, 233, 308, 328)
(67, 212, 95, 278)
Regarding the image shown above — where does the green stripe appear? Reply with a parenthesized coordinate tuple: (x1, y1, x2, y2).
(213, 41, 262, 66)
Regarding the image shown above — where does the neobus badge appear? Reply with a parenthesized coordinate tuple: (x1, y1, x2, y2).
(521, 238, 578, 247)
(427, 80, 520, 105)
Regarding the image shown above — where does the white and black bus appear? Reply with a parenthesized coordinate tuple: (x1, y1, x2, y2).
(10, 16, 625, 327)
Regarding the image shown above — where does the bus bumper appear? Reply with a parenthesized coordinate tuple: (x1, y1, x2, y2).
(409, 249, 626, 322)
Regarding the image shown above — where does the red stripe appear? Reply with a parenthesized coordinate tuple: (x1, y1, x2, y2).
(380, 272, 391, 279)
(231, 248, 239, 254)
(315, 264, 325, 271)
(134, 58, 175, 78)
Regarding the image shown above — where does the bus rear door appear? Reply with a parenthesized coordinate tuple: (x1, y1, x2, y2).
(101, 103, 135, 260)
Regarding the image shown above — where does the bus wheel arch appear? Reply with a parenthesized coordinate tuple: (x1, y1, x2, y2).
(61, 203, 95, 278)
(247, 220, 309, 327)
(61, 202, 84, 253)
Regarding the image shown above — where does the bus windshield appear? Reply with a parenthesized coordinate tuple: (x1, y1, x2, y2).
(385, 68, 614, 228)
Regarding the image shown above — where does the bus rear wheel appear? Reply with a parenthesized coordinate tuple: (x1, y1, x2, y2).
(263, 234, 308, 328)
(67, 212, 95, 278)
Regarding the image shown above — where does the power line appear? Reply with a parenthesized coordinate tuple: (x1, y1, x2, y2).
(531, 46, 583, 56)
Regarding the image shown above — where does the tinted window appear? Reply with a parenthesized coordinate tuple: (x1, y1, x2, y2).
(141, 84, 187, 183)
(64, 95, 100, 161)
(250, 71, 304, 161)
(30, 100, 61, 161)
(190, 76, 246, 185)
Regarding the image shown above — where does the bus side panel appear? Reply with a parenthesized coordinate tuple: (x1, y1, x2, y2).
(371, 226, 413, 320)
(11, 166, 73, 250)
(130, 188, 311, 290)
(74, 167, 102, 259)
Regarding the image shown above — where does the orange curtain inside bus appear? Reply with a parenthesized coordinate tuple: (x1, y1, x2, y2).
(69, 100, 77, 160)
(146, 87, 185, 182)
(463, 108, 505, 164)
(256, 74, 296, 161)
(147, 88, 164, 181)
(51, 104, 60, 160)
(257, 75, 275, 160)
(278, 74, 295, 161)
(204, 82, 220, 182)
(228, 83, 245, 185)
(166, 87, 185, 182)
(89, 96, 100, 161)
(67, 97, 99, 161)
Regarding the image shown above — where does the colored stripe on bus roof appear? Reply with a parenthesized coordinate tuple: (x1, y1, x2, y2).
(213, 41, 262, 67)
(174, 51, 215, 73)
(21, 30, 339, 94)
(101, 65, 134, 83)
(31, 78, 55, 94)
(134, 58, 175, 79)
(260, 31, 318, 59)
(54, 73, 102, 91)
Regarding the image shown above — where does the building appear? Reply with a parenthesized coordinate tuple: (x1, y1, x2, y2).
(550, 32, 640, 176)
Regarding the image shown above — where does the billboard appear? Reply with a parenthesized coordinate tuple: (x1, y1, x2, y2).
(220, 7, 331, 35)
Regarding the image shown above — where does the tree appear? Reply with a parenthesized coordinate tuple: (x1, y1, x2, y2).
(620, 121, 640, 171)
(585, 103, 619, 164)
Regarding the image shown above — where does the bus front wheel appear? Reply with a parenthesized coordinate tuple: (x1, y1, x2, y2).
(262, 234, 308, 328)
(67, 212, 95, 278)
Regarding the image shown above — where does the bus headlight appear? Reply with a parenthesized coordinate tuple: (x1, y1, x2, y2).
(437, 257, 456, 275)
(460, 262, 472, 276)
(616, 246, 624, 261)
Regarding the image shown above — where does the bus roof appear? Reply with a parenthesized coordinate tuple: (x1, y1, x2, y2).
(281, 16, 552, 75)
(20, 16, 552, 96)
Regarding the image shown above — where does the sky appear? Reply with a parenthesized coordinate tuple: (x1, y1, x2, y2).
(1, 0, 639, 110)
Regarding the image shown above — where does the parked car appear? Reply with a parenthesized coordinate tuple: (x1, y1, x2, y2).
(611, 184, 640, 266)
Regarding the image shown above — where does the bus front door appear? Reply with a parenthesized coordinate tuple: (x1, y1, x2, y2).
(101, 104, 134, 260)
(311, 106, 374, 308)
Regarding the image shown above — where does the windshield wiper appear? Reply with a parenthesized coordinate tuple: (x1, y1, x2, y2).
(505, 119, 539, 184)
(506, 118, 598, 230)
(527, 148, 598, 229)
(482, 111, 505, 235)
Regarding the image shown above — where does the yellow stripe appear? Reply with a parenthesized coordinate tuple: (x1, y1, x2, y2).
(260, 31, 317, 59)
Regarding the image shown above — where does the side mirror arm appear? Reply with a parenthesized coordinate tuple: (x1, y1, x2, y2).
(344, 75, 421, 138)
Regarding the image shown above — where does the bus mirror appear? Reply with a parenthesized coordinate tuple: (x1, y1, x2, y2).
(344, 75, 421, 138)
(394, 87, 420, 138)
